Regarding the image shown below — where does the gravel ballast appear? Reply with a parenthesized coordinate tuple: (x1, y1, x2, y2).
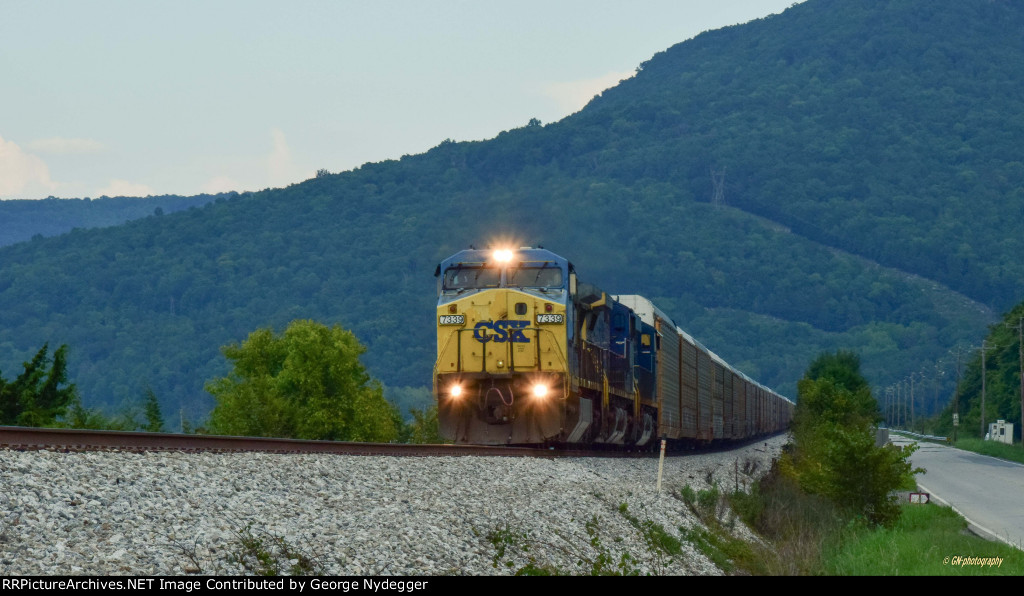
(0, 435, 786, 575)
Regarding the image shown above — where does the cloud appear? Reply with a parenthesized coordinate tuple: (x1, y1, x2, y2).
(267, 128, 301, 188)
(27, 137, 106, 155)
(196, 130, 304, 197)
(542, 70, 636, 115)
(201, 175, 243, 194)
(0, 135, 59, 199)
(94, 179, 155, 198)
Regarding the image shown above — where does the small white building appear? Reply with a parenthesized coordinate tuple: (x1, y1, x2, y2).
(987, 420, 1014, 445)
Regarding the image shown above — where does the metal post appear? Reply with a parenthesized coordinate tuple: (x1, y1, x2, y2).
(656, 439, 666, 494)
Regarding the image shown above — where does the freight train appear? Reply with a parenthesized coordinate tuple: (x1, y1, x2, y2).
(433, 246, 793, 447)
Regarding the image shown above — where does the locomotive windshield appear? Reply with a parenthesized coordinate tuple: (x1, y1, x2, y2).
(443, 265, 501, 292)
(440, 260, 564, 293)
(508, 263, 563, 290)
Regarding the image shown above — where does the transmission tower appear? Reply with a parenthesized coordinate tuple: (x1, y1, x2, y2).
(710, 166, 726, 208)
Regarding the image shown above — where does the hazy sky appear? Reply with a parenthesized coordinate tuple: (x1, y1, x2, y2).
(1, 0, 803, 200)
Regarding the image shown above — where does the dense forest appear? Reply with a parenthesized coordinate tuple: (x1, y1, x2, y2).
(932, 300, 1024, 442)
(0, 194, 218, 248)
(1, 0, 1022, 425)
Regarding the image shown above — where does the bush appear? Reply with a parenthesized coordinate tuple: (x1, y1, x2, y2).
(206, 320, 398, 441)
(730, 461, 844, 575)
(783, 353, 922, 526)
(407, 405, 445, 444)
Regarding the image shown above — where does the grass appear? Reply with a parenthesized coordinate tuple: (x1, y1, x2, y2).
(821, 502, 1024, 575)
(166, 521, 330, 575)
(485, 514, 642, 576)
(675, 482, 781, 575)
(728, 468, 1024, 575)
(948, 437, 1024, 465)
(485, 497, 745, 576)
(728, 472, 845, 575)
(727, 454, 1024, 575)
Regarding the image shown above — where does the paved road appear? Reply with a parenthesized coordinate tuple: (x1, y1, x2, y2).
(891, 434, 1024, 549)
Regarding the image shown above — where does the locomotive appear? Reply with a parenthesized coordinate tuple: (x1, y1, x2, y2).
(433, 246, 793, 447)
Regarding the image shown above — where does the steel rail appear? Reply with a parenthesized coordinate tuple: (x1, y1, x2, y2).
(0, 426, 553, 457)
(0, 426, 622, 458)
(0, 426, 782, 458)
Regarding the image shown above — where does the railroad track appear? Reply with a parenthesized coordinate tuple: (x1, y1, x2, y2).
(0, 426, 642, 458)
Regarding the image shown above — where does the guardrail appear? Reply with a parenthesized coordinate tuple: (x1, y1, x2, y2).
(889, 429, 949, 442)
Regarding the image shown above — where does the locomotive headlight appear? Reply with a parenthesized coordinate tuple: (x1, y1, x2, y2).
(531, 384, 549, 399)
(493, 248, 514, 263)
(450, 384, 463, 398)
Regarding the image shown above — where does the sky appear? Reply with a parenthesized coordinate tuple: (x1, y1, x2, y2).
(1, 0, 803, 201)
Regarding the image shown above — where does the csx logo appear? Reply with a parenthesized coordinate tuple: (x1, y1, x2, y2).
(473, 320, 530, 343)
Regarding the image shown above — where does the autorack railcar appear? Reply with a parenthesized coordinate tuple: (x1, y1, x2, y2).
(433, 246, 793, 447)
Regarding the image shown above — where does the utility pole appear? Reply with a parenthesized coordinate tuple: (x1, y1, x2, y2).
(901, 378, 908, 429)
(896, 381, 902, 428)
(952, 345, 966, 443)
(980, 340, 999, 439)
(886, 386, 892, 427)
(1007, 316, 1024, 448)
(901, 379, 908, 429)
(897, 382, 905, 430)
(884, 387, 892, 430)
(710, 166, 726, 208)
(883, 386, 888, 426)
(982, 342, 988, 438)
(913, 372, 921, 434)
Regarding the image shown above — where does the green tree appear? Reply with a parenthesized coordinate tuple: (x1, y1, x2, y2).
(804, 350, 872, 395)
(795, 351, 880, 430)
(407, 405, 445, 444)
(782, 351, 920, 526)
(205, 320, 398, 442)
(142, 387, 166, 433)
(63, 395, 113, 429)
(0, 343, 78, 427)
(61, 395, 136, 431)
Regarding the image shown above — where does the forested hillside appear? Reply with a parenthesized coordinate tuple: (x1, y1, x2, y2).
(1, 0, 1020, 424)
(0, 194, 218, 248)
(936, 300, 1024, 441)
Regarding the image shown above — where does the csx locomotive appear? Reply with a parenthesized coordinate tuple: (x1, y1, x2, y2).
(433, 247, 793, 446)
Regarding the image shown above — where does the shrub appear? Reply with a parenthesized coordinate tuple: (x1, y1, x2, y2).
(783, 355, 922, 526)
(206, 320, 398, 441)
